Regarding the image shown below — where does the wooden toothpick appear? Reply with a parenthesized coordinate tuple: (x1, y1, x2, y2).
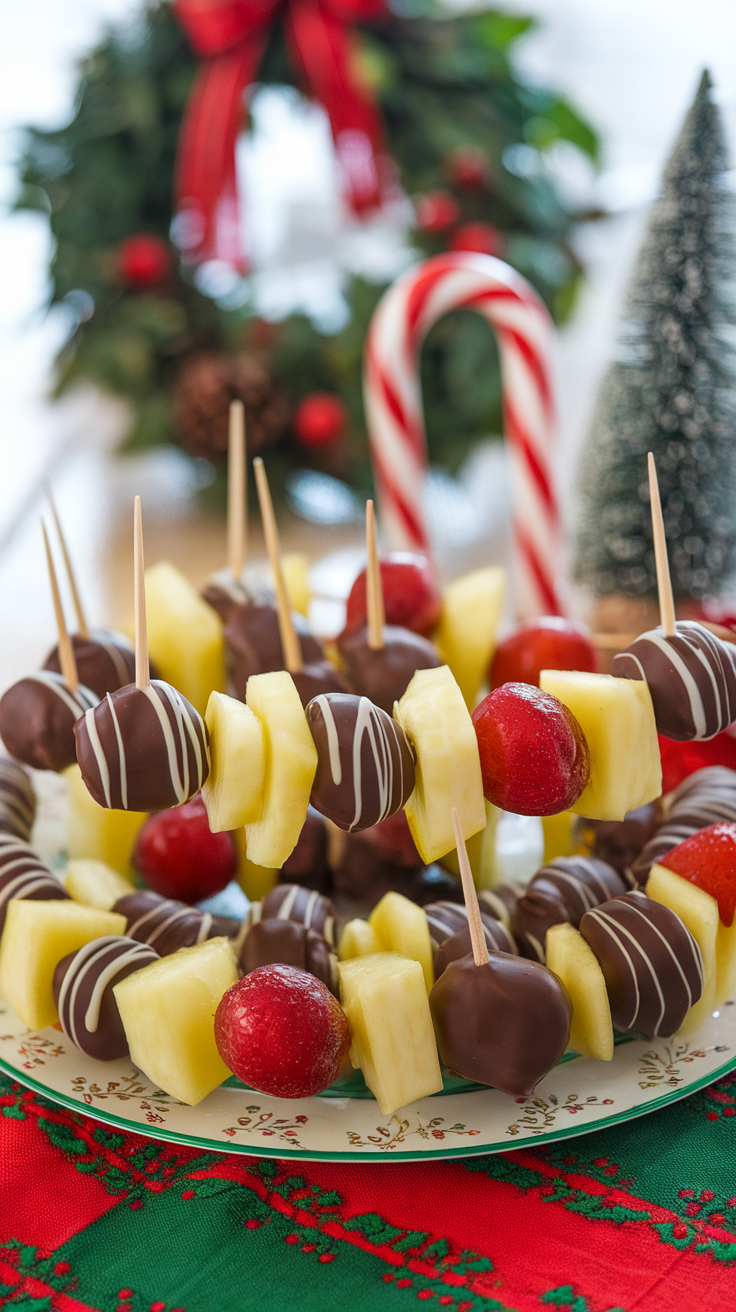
(227, 400, 246, 582)
(648, 452, 676, 638)
(451, 807, 489, 967)
(252, 457, 303, 673)
(365, 499, 385, 651)
(133, 496, 150, 689)
(41, 521, 78, 692)
(46, 484, 90, 638)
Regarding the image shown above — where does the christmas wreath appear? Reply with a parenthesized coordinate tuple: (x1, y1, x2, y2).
(15, 0, 598, 496)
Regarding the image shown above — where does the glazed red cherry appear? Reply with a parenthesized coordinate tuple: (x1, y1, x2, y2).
(490, 617, 597, 690)
(472, 683, 590, 816)
(215, 964, 351, 1098)
(345, 553, 442, 638)
(133, 794, 237, 903)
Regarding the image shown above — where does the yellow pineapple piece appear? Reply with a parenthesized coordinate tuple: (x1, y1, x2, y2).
(546, 922, 613, 1060)
(338, 919, 381, 961)
(114, 937, 237, 1106)
(0, 900, 126, 1030)
(395, 666, 485, 864)
(647, 863, 716, 1031)
(65, 764, 147, 873)
(232, 827, 279, 901)
(145, 560, 226, 716)
(439, 800, 501, 889)
(244, 671, 318, 868)
(280, 553, 311, 617)
(369, 892, 434, 992)
(436, 567, 505, 710)
(338, 953, 443, 1114)
(542, 811, 579, 864)
(539, 670, 661, 821)
(65, 859, 134, 911)
(716, 919, 736, 1007)
(202, 691, 265, 831)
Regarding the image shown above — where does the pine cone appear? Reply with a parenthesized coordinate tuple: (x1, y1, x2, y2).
(173, 351, 291, 459)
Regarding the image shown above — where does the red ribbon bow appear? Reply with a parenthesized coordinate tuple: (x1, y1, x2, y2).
(174, 0, 390, 269)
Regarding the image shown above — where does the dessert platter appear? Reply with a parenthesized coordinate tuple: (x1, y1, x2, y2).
(0, 428, 736, 1162)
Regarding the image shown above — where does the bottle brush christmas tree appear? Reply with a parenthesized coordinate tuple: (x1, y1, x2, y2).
(575, 71, 736, 629)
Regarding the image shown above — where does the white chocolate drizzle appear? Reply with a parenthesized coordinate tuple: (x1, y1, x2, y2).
(24, 671, 98, 720)
(57, 936, 156, 1046)
(313, 694, 410, 830)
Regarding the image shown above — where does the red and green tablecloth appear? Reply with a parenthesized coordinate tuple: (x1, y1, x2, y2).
(2, 1071, 736, 1311)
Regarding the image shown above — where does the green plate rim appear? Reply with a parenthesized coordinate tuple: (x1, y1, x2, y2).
(2, 1048, 734, 1164)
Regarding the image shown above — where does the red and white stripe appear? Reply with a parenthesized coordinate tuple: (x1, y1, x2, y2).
(364, 251, 560, 617)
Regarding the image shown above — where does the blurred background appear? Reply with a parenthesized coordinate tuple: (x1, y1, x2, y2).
(2, 0, 736, 688)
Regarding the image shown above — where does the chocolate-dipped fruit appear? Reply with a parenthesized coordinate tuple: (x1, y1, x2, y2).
(424, 900, 516, 957)
(337, 623, 440, 715)
(511, 857, 627, 963)
(478, 886, 518, 929)
(113, 890, 239, 956)
(201, 570, 252, 622)
(585, 801, 663, 881)
(291, 661, 351, 710)
(612, 622, 736, 741)
(306, 693, 415, 832)
(580, 891, 703, 1038)
(0, 758, 36, 841)
(238, 919, 337, 994)
(53, 935, 159, 1060)
(75, 680, 209, 811)
(260, 884, 335, 945)
(430, 951, 572, 1097)
(44, 630, 138, 699)
(225, 600, 323, 701)
(280, 807, 331, 893)
(630, 766, 736, 885)
(0, 672, 98, 772)
(0, 834, 69, 932)
(332, 810, 425, 908)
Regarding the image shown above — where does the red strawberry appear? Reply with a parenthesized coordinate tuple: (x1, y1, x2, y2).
(472, 683, 590, 815)
(663, 822, 736, 926)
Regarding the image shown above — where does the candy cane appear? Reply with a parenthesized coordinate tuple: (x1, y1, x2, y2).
(363, 251, 560, 617)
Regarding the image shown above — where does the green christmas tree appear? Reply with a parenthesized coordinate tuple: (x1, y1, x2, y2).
(575, 71, 736, 604)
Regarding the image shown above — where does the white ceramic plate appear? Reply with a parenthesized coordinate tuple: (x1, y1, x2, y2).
(2, 997, 734, 1162)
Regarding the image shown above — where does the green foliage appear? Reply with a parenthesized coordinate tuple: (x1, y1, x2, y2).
(575, 71, 736, 600)
(15, 0, 599, 484)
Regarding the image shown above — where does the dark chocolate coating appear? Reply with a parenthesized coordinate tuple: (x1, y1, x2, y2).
(53, 935, 159, 1060)
(280, 807, 330, 893)
(0, 834, 69, 932)
(44, 629, 138, 699)
(0, 672, 98, 772)
(424, 900, 516, 957)
(630, 771, 736, 885)
(201, 573, 252, 622)
(225, 600, 323, 701)
(429, 952, 572, 1098)
(332, 831, 424, 909)
(239, 919, 336, 993)
(478, 886, 518, 928)
(411, 865, 464, 907)
(432, 922, 516, 980)
(337, 624, 440, 715)
(74, 680, 209, 812)
(292, 662, 351, 710)
(260, 884, 335, 945)
(586, 801, 663, 881)
(580, 891, 703, 1038)
(0, 757, 36, 841)
(307, 693, 415, 832)
(511, 857, 626, 963)
(613, 622, 736, 741)
(113, 890, 239, 957)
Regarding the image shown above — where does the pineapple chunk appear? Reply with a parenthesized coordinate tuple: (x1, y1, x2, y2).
(338, 953, 443, 1114)
(438, 800, 501, 890)
(244, 671, 318, 868)
(542, 811, 578, 865)
(436, 567, 506, 710)
(539, 670, 661, 821)
(396, 666, 486, 863)
(65, 763, 147, 872)
(281, 553, 311, 617)
(716, 919, 736, 1007)
(369, 892, 434, 992)
(647, 863, 717, 1031)
(114, 937, 237, 1106)
(145, 560, 226, 716)
(546, 922, 613, 1060)
(202, 691, 265, 831)
(65, 858, 134, 911)
(232, 827, 279, 901)
(338, 919, 381, 961)
(0, 900, 126, 1030)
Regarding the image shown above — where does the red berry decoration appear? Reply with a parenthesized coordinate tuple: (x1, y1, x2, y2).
(491, 617, 597, 690)
(415, 191, 460, 233)
(450, 223, 502, 257)
(345, 552, 442, 637)
(215, 964, 351, 1098)
(133, 794, 237, 903)
(472, 683, 591, 816)
(117, 234, 172, 289)
(662, 822, 736, 926)
(446, 146, 489, 190)
(294, 393, 347, 448)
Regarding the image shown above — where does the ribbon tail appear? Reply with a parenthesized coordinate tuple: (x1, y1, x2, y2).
(285, 0, 388, 215)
